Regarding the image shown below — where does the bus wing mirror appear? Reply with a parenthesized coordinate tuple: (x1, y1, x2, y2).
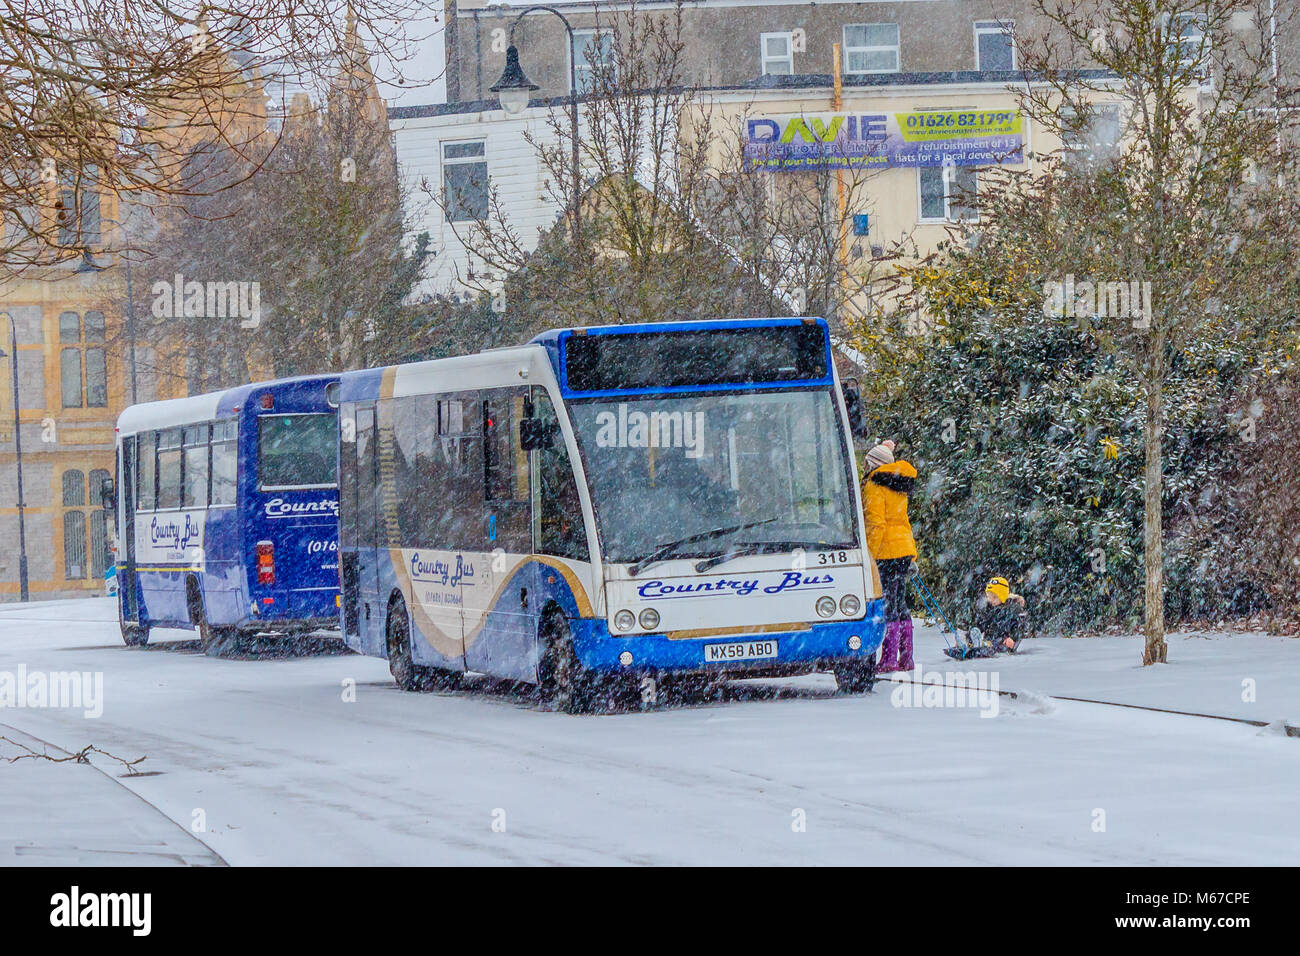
(841, 382, 868, 438)
(99, 476, 116, 511)
(519, 418, 558, 451)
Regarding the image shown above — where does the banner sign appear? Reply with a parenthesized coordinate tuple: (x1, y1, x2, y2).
(743, 110, 1024, 171)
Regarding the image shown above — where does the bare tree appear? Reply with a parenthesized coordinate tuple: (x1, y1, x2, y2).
(120, 69, 432, 392)
(0, 0, 434, 273)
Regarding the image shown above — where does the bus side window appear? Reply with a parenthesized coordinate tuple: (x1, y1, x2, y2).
(484, 391, 529, 505)
(137, 431, 157, 511)
(157, 428, 182, 510)
(120, 436, 135, 514)
(338, 407, 357, 549)
(182, 423, 210, 508)
(211, 420, 238, 506)
(531, 390, 587, 561)
(356, 405, 378, 550)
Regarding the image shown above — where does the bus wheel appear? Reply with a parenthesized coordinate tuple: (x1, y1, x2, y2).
(200, 621, 240, 657)
(121, 622, 150, 647)
(537, 612, 594, 714)
(386, 598, 433, 692)
(187, 581, 235, 655)
(834, 659, 876, 695)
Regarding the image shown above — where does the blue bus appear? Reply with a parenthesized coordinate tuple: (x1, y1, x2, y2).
(337, 318, 885, 711)
(110, 375, 341, 651)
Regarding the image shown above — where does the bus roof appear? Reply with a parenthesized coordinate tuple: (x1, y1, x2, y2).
(337, 346, 551, 404)
(527, 316, 825, 348)
(336, 318, 832, 404)
(116, 374, 339, 437)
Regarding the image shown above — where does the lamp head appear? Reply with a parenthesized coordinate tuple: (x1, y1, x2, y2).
(491, 45, 539, 115)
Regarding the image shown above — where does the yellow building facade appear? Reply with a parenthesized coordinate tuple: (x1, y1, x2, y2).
(0, 61, 270, 600)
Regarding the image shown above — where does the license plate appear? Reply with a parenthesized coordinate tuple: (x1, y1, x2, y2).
(704, 639, 779, 663)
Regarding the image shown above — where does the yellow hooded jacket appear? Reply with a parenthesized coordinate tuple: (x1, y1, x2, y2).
(862, 460, 918, 561)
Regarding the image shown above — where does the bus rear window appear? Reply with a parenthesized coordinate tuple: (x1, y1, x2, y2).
(258, 414, 338, 489)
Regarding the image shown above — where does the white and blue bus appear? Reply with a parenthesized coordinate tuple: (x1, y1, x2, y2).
(337, 318, 884, 711)
(110, 375, 341, 650)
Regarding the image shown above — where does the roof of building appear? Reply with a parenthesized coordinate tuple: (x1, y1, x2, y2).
(387, 69, 1115, 120)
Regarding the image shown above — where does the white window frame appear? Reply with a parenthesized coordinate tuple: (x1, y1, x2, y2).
(1166, 12, 1210, 84)
(1060, 103, 1122, 162)
(843, 23, 900, 75)
(974, 20, 1016, 72)
(570, 28, 614, 94)
(440, 139, 489, 223)
(760, 31, 794, 75)
(917, 165, 978, 224)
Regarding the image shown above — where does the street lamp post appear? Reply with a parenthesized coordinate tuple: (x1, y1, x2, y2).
(0, 311, 30, 602)
(490, 6, 583, 246)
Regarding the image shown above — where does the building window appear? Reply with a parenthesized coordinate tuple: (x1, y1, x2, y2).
(63, 511, 87, 579)
(56, 166, 101, 248)
(5, 204, 36, 250)
(844, 24, 900, 74)
(571, 29, 614, 94)
(1061, 104, 1122, 166)
(61, 467, 112, 581)
(761, 32, 794, 75)
(90, 510, 109, 580)
(918, 165, 978, 222)
(62, 469, 85, 507)
(1167, 12, 1209, 78)
(89, 468, 111, 579)
(61, 469, 89, 580)
(975, 20, 1016, 71)
(59, 310, 107, 408)
(60, 346, 82, 408)
(441, 141, 489, 223)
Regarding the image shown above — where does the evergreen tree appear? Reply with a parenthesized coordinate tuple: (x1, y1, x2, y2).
(852, 160, 1297, 635)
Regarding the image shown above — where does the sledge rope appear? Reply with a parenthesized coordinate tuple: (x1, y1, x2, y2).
(878, 675, 1300, 737)
(909, 571, 963, 654)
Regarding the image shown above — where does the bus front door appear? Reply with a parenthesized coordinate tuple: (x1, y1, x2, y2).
(462, 389, 536, 681)
(353, 403, 384, 652)
(120, 438, 140, 623)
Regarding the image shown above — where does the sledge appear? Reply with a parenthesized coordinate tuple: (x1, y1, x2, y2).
(909, 571, 1006, 661)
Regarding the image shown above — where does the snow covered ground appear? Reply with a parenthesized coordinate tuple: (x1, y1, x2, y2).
(1, 598, 1297, 866)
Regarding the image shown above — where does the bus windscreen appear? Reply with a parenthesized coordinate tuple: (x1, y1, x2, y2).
(258, 413, 338, 489)
(563, 324, 828, 393)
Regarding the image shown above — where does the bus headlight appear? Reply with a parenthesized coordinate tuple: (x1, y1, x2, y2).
(638, 608, 660, 631)
(839, 594, 861, 617)
(613, 609, 636, 632)
(815, 596, 837, 618)
(848, 635, 862, 650)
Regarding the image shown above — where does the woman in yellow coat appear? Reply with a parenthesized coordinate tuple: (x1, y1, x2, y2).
(861, 440, 918, 672)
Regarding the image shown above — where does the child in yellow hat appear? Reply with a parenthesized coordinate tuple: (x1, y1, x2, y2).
(972, 576, 1027, 652)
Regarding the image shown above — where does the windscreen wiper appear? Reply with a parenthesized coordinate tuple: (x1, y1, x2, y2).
(693, 541, 846, 573)
(627, 517, 779, 577)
